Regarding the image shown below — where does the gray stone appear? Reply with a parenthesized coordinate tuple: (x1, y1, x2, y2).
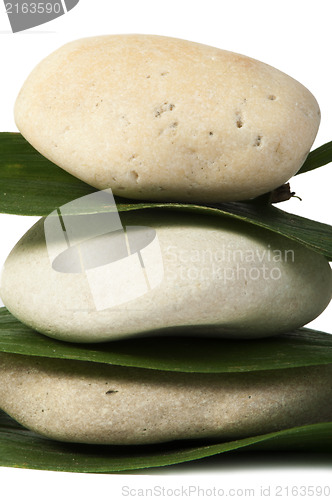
(1, 211, 331, 342)
(0, 352, 331, 445)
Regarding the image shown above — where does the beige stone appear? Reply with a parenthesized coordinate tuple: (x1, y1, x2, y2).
(0, 352, 331, 445)
(0, 211, 331, 342)
(14, 35, 320, 203)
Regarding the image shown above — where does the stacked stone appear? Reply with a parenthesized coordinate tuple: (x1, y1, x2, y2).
(0, 35, 331, 446)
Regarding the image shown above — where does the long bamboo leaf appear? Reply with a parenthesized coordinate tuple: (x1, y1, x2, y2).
(0, 132, 95, 215)
(0, 410, 331, 472)
(1, 308, 332, 373)
(297, 141, 332, 175)
(116, 200, 332, 260)
(1, 133, 332, 259)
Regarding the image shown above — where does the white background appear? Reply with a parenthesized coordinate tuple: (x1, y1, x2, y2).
(0, 0, 331, 497)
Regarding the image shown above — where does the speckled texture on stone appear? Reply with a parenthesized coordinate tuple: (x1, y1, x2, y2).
(14, 34, 320, 203)
(1, 211, 331, 342)
(0, 353, 331, 445)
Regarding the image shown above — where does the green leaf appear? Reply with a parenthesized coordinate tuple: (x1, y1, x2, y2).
(296, 141, 332, 175)
(1, 133, 332, 259)
(1, 308, 332, 373)
(0, 132, 95, 216)
(0, 410, 331, 472)
(117, 200, 332, 260)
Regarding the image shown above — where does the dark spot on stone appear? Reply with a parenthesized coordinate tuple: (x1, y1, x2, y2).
(254, 135, 262, 147)
(130, 170, 139, 182)
(155, 102, 175, 117)
(235, 111, 243, 128)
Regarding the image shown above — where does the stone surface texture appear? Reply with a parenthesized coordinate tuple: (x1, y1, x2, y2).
(1, 211, 331, 342)
(14, 34, 320, 203)
(0, 353, 331, 445)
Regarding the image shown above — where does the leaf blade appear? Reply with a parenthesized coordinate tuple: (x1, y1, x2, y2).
(1, 308, 332, 373)
(297, 141, 332, 175)
(1, 133, 332, 259)
(115, 200, 332, 260)
(0, 132, 95, 216)
(0, 410, 331, 472)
